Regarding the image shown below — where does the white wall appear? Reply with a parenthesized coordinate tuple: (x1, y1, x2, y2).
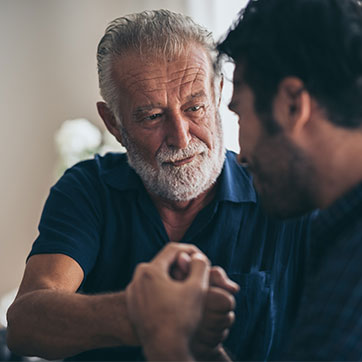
(186, 0, 248, 153)
(0, 0, 245, 310)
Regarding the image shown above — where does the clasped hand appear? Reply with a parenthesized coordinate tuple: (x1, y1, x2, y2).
(125, 243, 239, 361)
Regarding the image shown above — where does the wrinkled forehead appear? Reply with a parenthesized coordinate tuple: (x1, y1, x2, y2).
(111, 45, 216, 94)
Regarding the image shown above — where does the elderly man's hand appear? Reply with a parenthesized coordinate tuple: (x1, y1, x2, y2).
(190, 267, 239, 361)
(125, 242, 210, 361)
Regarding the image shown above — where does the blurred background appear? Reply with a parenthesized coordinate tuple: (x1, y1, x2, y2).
(0, 0, 246, 325)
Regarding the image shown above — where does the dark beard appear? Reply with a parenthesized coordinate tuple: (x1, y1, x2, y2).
(250, 132, 317, 219)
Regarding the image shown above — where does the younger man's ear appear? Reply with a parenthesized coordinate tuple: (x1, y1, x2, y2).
(97, 102, 123, 144)
(273, 77, 311, 137)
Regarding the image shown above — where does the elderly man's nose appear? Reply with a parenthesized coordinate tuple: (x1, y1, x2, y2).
(165, 114, 191, 149)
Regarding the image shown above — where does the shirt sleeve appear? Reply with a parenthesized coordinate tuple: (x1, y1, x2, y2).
(28, 160, 103, 279)
(282, 225, 362, 361)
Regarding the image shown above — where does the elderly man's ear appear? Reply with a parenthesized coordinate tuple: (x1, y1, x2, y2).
(97, 101, 124, 145)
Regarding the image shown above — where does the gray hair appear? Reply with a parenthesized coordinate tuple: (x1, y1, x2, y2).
(97, 9, 221, 122)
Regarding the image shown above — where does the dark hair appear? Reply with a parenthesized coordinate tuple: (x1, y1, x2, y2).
(218, 0, 362, 129)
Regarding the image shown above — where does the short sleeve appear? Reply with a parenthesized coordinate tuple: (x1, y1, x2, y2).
(29, 160, 104, 278)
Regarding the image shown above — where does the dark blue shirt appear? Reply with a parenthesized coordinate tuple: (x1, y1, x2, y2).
(283, 182, 362, 361)
(29, 151, 312, 361)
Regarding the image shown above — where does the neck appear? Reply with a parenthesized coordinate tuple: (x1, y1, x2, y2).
(148, 184, 217, 242)
(310, 124, 362, 208)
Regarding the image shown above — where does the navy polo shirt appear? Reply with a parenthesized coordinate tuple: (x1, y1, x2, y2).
(29, 151, 312, 361)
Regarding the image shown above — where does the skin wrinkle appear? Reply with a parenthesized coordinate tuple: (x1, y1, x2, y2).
(120, 66, 203, 87)
(177, 58, 210, 107)
(108, 46, 224, 203)
(162, 70, 207, 101)
(116, 62, 206, 90)
(132, 80, 203, 96)
(115, 49, 209, 101)
(191, 67, 204, 97)
(122, 73, 207, 109)
(131, 91, 207, 117)
(130, 78, 210, 125)
(119, 48, 214, 134)
(123, 72, 201, 93)
(131, 94, 209, 125)
(180, 61, 193, 99)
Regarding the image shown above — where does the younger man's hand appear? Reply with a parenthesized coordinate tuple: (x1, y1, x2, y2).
(125, 242, 210, 361)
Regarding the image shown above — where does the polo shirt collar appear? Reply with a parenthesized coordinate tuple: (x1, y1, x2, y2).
(101, 153, 143, 191)
(102, 150, 257, 204)
(215, 151, 257, 203)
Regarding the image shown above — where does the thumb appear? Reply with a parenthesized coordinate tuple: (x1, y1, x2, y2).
(170, 252, 191, 281)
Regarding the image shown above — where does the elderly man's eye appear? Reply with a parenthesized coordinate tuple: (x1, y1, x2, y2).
(145, 113, 162, 121)
(186, 105, 202, 112)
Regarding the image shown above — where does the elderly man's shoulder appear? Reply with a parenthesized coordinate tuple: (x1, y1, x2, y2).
(56, 152, 135, 192)
(62, 152, 128, 176)
(75, 152, 128, 171)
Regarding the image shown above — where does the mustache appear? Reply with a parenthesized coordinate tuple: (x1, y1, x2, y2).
(156, 138, 208, 164)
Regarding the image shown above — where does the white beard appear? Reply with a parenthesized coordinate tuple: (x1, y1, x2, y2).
(121, 114, 225, 201)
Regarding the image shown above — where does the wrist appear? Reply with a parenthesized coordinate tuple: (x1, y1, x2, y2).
(116, 292, 140, 345)
(143, 332, 194, 361)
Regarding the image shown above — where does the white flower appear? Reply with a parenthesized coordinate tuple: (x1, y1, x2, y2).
(55, 118, 103, 174)
(54, 118, 126, 176)
(55, 118, 102, 157)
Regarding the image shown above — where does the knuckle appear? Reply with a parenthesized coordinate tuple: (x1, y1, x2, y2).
(225, 311, 235, 327)
(228, 294, 236, 310)
(166, 241, 179, 250)
(210, 266, 229, 287)
(211, 266, 225, 277)
(135, 262, 149, 273)
(134, 263, 154, 279)
(197, 253, 211, 266)
(221, 328, 230, 341)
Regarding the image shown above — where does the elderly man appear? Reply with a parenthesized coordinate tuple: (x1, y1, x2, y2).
(124, 1, 362, 360)
(7, 9, 311, 361)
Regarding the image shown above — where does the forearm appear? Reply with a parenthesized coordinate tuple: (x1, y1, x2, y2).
(6, 289, 138, 359)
